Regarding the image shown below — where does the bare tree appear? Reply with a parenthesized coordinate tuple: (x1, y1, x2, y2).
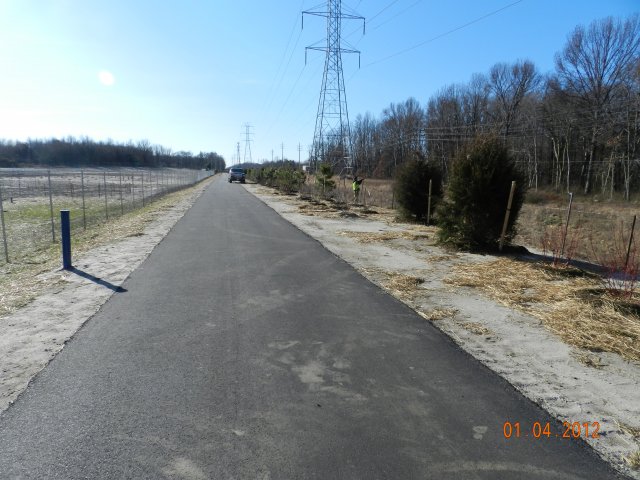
(488, 60, 540, 138)
(461, 73, 490, 135)
(554, 14, 640, 193)
(376, 98, 425, 176)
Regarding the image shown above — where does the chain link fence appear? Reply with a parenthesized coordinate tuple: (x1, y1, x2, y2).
(0, 167, 212, 264)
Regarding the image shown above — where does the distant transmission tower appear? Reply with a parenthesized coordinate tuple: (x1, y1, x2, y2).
(243, 123, 253, 164)
(303, 1, 364, 173)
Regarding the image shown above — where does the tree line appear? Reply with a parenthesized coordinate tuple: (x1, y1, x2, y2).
(0, 137, 226, 172)
(350, 14, 640, 199)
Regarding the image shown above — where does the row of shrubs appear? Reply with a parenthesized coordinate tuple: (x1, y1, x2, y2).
(247, 165, 306, 194)
(247, 136, 525, 253)
(394, 135, 525, 252)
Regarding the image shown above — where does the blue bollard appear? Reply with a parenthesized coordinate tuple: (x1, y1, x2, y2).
(61, 210, 72, 269)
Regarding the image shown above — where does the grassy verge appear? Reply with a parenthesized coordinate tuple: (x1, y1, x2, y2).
(0, 177, 213, 318)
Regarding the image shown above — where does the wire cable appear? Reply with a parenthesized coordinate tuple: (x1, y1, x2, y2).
(364, 0, 525, 67)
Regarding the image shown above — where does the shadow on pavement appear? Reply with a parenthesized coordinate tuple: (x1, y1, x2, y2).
(66, 267, 128, 293)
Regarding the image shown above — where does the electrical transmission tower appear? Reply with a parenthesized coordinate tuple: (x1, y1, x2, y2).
(243, 123, 253, 164)
(303, 1, 364, 173)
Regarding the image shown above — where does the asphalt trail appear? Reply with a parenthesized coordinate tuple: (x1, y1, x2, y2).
(0, 177, 626, 479)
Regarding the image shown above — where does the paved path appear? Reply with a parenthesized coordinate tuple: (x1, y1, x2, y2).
(0, 177, 625, 479)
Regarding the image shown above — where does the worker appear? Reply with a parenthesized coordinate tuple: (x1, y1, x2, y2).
(352, 176, 364, 203)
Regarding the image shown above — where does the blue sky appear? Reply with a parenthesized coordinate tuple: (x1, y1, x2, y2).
(1, 0, 638, 165)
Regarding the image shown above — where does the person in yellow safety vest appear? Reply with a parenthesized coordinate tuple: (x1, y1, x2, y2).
(352, 176, 364, 203)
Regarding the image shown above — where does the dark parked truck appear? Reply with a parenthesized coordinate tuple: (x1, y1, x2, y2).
(228, 167, 246, 183)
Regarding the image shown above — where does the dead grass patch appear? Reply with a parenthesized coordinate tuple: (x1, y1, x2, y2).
(625, 450, 640, 469)
(461, 322, 494, 336)
(444, 258, 640, 361)
(574, 352, 607, 369)
(418, 307, 459, 321)
(339, 230, 430, 244)
(380, 272, 424, 299)
(616, 420, 640, 439)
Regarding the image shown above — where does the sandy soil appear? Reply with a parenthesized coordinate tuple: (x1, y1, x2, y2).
(0, 179, 638, 478)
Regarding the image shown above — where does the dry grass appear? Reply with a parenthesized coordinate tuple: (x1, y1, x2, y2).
(574, 352, 607, 369)
(616, 420, 640, 439)
(625, 450, 640, 469)
(381, 272, 425, 300)
(461, 322, 494, 336)
(516, 195, 640, 263)
(576, 353, 607, 369)
(418, 307, 459, 321)
(0, 179, 211, 318)
(444, 258, 640, 361)
(338, 230, 431, 244)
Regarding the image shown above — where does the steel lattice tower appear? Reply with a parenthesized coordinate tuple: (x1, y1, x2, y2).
(303, 1, 364, 172)
(243, 123, 253, 164)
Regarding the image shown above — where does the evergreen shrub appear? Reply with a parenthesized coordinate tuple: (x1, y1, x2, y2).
(437, 135, 526, 251)
(393, 159, 443, 222)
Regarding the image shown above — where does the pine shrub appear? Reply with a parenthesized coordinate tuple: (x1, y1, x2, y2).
(316, 163, 336, 195)
(437, 136, 526, 251)
(393, 159, 443, 222)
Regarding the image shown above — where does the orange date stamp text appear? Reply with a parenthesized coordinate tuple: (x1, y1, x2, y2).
(503, 421, 600, 439)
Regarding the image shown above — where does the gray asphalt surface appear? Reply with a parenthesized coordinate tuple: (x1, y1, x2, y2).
(0, 176, 627, 479)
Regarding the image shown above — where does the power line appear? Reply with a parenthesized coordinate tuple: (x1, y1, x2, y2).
(365, 0, 525, 67)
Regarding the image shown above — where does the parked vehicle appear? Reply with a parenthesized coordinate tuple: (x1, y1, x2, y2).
(228, 167, 246, 183)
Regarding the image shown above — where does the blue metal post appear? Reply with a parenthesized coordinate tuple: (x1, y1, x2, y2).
(61, 210, 72, 269)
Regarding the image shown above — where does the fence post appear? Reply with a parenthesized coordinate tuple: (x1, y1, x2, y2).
(61, 210, 72, 269)
(560, 192, 574, 259)
(625, 214, 637, 269)
(499, 181, 517, 252)
(119, 171, 124, 215)
(426, 179, 433, 225)
(141, 173, 145, 207)
(81, 169, 87, 230)
(0, 181, 9, 263)
(103, 172, 108, 220)
(48, 170, 56, 242)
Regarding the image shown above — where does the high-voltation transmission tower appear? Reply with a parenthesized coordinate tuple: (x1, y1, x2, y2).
(243, 123, 253, 164)
(303, 1, 364, 173)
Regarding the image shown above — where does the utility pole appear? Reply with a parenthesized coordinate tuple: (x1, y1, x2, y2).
(281, 143, 285, 162)
(271, 149, 274, 163)
(236, 142, 241, 166)
(298, 143, 302, 164)
(303, 1, 364, 173)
